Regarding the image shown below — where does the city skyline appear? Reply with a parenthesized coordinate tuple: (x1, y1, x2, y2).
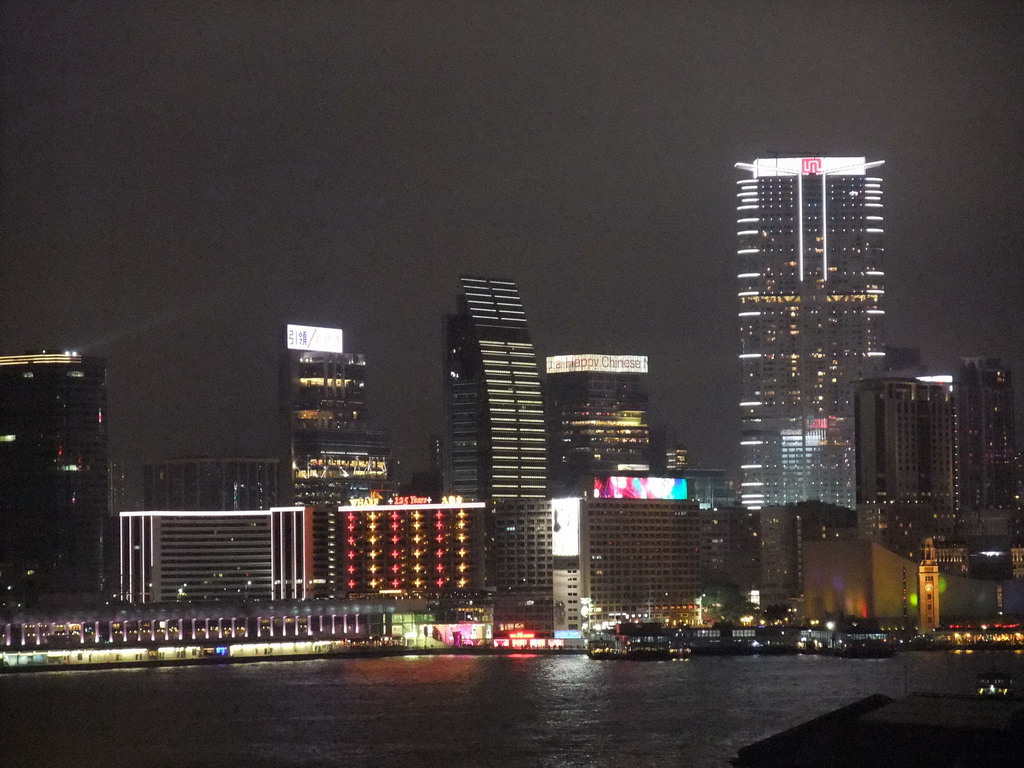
(2, 3, 1022, 484)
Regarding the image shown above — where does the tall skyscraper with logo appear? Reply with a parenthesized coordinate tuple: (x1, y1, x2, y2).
(734, 157, 887, 510)
(0, 351, 108, 604)
(280, 324, 391, 506)
(443, 276, 547, 501)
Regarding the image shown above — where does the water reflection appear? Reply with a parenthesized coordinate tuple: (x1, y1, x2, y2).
(4, 651, 1024, 767)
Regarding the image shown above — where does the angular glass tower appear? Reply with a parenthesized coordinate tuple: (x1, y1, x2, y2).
(443, 276, 547, 501)
(734, 157, 887, 510)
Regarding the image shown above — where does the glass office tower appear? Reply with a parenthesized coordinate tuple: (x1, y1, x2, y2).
(280, 325, 391, 506)
(545, 354, 650, 496)
(443, 276, 547, 501)
(0, 351, 108, 604)
(734, 157, 887, 510)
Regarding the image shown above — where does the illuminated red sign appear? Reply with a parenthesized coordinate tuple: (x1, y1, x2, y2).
(801, 158, 822, 175)
(509, 631, 536, 639)
(391, 495, 431, 505)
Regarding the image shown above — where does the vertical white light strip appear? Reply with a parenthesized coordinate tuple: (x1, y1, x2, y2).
(128, 517, 135, 602)
(291, 511, 298, 601)
(149, 516, 154, 602)
(119, 517, 125, 601)
(139, 518, 145, 604)
(821, 172, 828, 280)
(280, 513, 286, 600)
(270, 512, 276, 601)
(797, 173, 804, 281)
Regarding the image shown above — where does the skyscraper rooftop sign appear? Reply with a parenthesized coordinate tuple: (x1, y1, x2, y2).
(546, 355, 648, 374)
(748, 157, 869, 177)
(286, 324, 344, 353)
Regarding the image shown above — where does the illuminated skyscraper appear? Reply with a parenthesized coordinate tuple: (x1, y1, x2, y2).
(545, 354, 650, 496)
(0, 351, 107, 603)
(280, 325, 391, 506)
(443, 276, 547, 501)
(735, 157, 887, 510)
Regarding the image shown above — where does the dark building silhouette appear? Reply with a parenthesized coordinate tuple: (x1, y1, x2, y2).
(545, 354, 650, 496)
(143, 457, 279, 511)
(279, 324, 391, 506)
(442, 276, 546, 501)
(956, 358, 1018, 514)
(0, 351, 107, 605)
(855, 377, 956, 559)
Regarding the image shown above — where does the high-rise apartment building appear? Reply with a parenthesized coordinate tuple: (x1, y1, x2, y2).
(855, 377, 956, 559)
(735, 157, 887, 510)
(545, 354, 650, 496)
(443, 277, 546, 501)
(956, 358, 1018, 513)
(0, 351, 108, 603)
(280, 324, 391, 506)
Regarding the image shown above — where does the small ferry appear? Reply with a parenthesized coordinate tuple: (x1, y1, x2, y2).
(588, 622, 688, 660)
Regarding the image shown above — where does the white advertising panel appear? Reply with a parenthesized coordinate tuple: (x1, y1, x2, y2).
(546, 354, 648, 375)
(551, 498, 581, 557)
(751, 157, 868, 177)
(286, 324, 344, 354)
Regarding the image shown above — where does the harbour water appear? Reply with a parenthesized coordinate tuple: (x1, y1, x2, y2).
(4, 650, 1023, 767)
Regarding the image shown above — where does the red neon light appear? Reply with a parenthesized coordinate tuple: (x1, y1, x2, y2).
(509, 631, 535, 639)
(392, 495, 431, 505)
(802, 157, 822, 174)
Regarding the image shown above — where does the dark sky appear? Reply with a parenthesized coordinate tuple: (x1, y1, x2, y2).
(3, 2, 1023, 489)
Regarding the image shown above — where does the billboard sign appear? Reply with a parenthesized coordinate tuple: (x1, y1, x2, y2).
(551, 498, 581, 557)
(593, 476, 688, 500)
(546, 354, 648, 375)
(286, 324, 344, 354)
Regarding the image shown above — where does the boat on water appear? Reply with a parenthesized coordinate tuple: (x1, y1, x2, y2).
(587, 622, 688, 660)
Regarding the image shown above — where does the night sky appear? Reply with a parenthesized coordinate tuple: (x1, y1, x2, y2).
(3, 2, 1022, 493)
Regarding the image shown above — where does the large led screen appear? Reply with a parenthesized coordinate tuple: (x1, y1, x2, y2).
(551, 498, 581, 557)
(593, 476, 688, 500)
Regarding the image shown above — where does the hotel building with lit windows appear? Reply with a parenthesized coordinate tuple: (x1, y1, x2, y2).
(279, 325, 391, 507)
(120, 507, 313, 603)
(443, 277, 547, 501)
(0, 351, 108, 604)
(734, 157, 887, 510)
(492, 482, 700, 633)
(331, 499, 487, 598)
(119, 498, 487, 604)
